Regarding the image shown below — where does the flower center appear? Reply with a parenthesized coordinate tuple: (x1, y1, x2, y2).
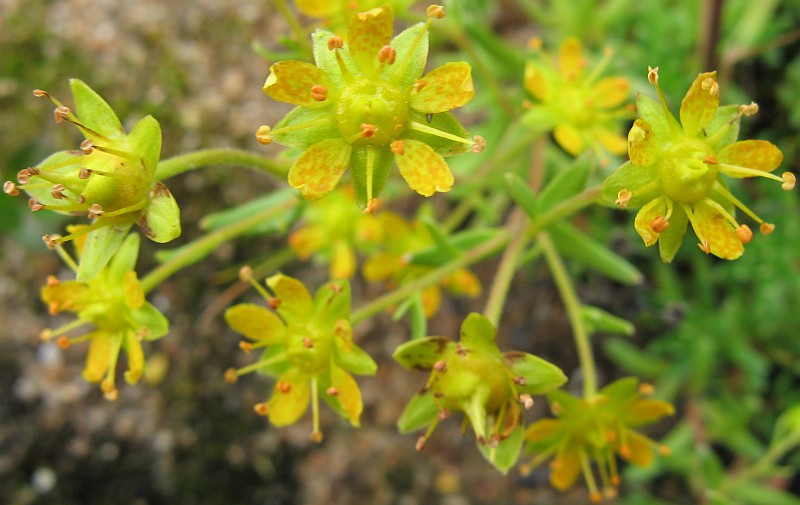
(336, 78, 408, 146)
(658, 137, 718, 203)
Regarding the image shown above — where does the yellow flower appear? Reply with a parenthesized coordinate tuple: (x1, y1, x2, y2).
(602, 68, 794, 261)
(294, 0, 415, 37)
(522, 37, 632, 158)
(258, 5, 480, 209)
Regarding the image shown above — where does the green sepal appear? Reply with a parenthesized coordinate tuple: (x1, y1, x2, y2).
(404, 111, 470, 157)
(600, 161, 660, 208)
(581, 305, 634, 336)
(257, 345, 291, 376)
(381, 23, 428, 87)
(393, 337, 453, 370)
(397, 389, 438, 433)
(69, 78, 125, 140)
(139, 182, 181, 243)
(76, 222, 133, 281)
(127, 115, 162, 177)
(657, 204, 688, 263)
(478, 422, 524, 475)
(107, 231, 140, 278)
(26, 151, 84, 209)
(505, 172, 538, 219)
(350, 145, 393, 208)
(537, 154, 593, 213)
(459, 313, 499, 356)
(771, 404, 800, 447)
(546, 389, 581, 413)
(705, 104, 741, 150)
(333, 336, 377, 375)
(312, 29, 357, 90)
(271, 106, 338, 151)
(549, 222, 643, 285)
(504, 351, 567, 395)
(635, 93, 677, 141)
(131, 301, 170, 341)
(312, 279, 351, 326)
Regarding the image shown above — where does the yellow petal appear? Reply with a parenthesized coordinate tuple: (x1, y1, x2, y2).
(421, 285, 441, 317)
(266, 274, 314, 322)
(634, 197, 668, 247)
(330, 239, 356, 279)
(620, 431, 655, 467)
(690, 200, 743, 260)
(625, 398, 675, 426)
(627, 119, 659, 166)
(443, 269, 481, 298)
(680, 71, 719, 137)
(123, 331, 145, 385)
(123, 270, 145, 309)
(295, 0, 337, 17)
(717, 139, 784, 174)
(553, 123, 584, 155)
(268, 371, 310, 427)
(263, 61, 329, 107)
(288, 226, 325, 259)
(550, 447, 582, 491)
(524, 62, 550, 100)
(288, 138, 352, 200)
(394, 138, 454, 196)
(525, 418, 562, 443)
(592, 76, 630, 108)
(594, 127, 629, 156)
(557, 37, 584, 81)
(410, 62, 474, 114)
(82, 331, 113, 383)
(348, 5, 393, 74)
(362, 251, 400, 282)
(224, 303, 286, 343)
(330, 366, 363, 426)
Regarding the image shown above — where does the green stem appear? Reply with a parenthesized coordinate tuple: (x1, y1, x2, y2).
(155, 148, 289, 181)
(140, 201, 295, 293)
(526, 186, 601, 237)
(540, 232, 597, 397)
(350, 229, 512, 326)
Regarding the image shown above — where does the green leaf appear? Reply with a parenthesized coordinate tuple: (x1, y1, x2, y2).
(403, 111, 470, 156)
(603, 337, 670, 377)
(409, 228, 500, 267)
(107, 232, 140, 279)
(139, 182, 181, 243)
(730, 481, 800, 505)
(393, 337, 453, 370)
(537, 154, 593, 213)
(506, 172, 539, 219)
(504, 352, 567, 395)
(199, 188, 298, 235)
(69, 79, 124, 139)
(478, 422, 524, 474)
(408, 293, 428, 340)
(397, 390, 438, 433)
(549, 222, 643, 285)
(581, 305, 635, 336)
(76, 223, 133, 281)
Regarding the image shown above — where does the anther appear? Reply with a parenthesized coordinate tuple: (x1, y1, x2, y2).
(57, 336, 70, 349)
(604, 487, 619, 500)
(658, 444, 671, 456)
(238, 265, 253, 282)
(238, 341, 253, 353)
(528, 37, 543, 50)
(29, 198, 44, 211)
(80, 139, 94, 154)
(512, 376, 527, 386)
(268, 297, 281, 310)
(327, 36, 344, 51)
(87, 203, 104, 218)
(48, 301, 60, 315)
(782, 172, 795, 191)
(360, 123, 377, 138)
(33, 89, 49, 98)
(650, 216, 669, 233)
(53, 105, 70, 123)
(310, 431, 324, 443)
(378, 45, 396, 65)
(43, 234, 60, 250)
(390, 140, 405, 156)
(277, 381, 292, 393)
(638, 383, 655, 395)
(79, 167, 91, 179)
(471, 135, 486, 154)
(40, 329, 53, 341)
(413, 80, 428, 92)
(327, 387, 339, 396)
(426, 4, 446, 18)
(224, 368, 238, 384)
(328, 283, 343, 294)
(615, 189, 632, 208)
(302, 337, 314, 348)
(740, 101, 759, 117)
(3, 181, 19, 196)
(415, 435, 427, 451)
(520, 393, 534, 410)
(437, 408, 450, 421)
(698, 240, 711, 254)
(647, 66, 659, 85)
(433, 360, 446, 372)
(701, 77, 719, 96)
(17, 168, 33, 184)
(362, 198, 378, 215)
(760, 223, 775, 235)
(101, 378, 118, 401)
(736, 224, 753, 244)
(255, 125, 273, 145)
(310, 84, 328, 101)
(46, 275, 60, 286)
(254, 402, 269, 415)
(589, 491, 603, 503)
(702, 155, 718, 165)
(51, 184, 66, 199)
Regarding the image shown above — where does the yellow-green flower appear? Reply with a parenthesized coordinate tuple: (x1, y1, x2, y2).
(602, 68, 794, 261)
(225, 272, 376, 441)
(40, 231, 169, 400)
(522, 37, 632, 158)
(294, 0, 415, 36)
(524, 378, 674, 502)
(4, 79, 180, 280)
(257, 5, 479, 209)
(394, 313, 566, 473)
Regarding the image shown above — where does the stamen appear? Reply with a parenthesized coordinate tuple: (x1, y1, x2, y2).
(760, 223, 775, 235)
(17, 168, 34, 184)
(327, 36, 344, 51)
(701, 77, 719, 96)
(426, 4, 446, 18)
(471, 135, 486, 154)
(79, 167, 91, 179)
(519, 393, 534, 410)
(277, 380, 292, 393)
(51, 184, 66, 200)
(302, 337, 314, 348)
(224, 368, 238, 383)
(782, 172, 795, 190)
(310, 84, 328, 101)
(326, 387, 339, 396)
(409, 120, 473, 145)
(87, 203, 104, 219)
(28, 198, 44, 211)
(527, 37, 543, 50)
(3, 181, 19, 196)
(703, 155, 717, 165)
(80, 139, 94, 155)
(46, 275, 60, 286)
(413, 80, 427, 92)
(415, 435, 427, 451)
(390, 140, 405, 156)
(647, 66, 659, 86)
(360, 123, 377, 139)
(268, 297, 281, 310)
(43, 234, 60, 250)
(650, 216, 669, 233)
(256, 125, 273, 144)
(740, 101, 759, 117)
(238, 341, 253, 353)
(310, 377, 322, 442)
(101, 378, 119, 401)
(238, 265, 254, 282)
(253, 402, 269, 415)
(33, 89, 49, 98)
(378, 45, 396, 65)
(53, 105, 70, 123)
(362, 198, 378, 215)
(433, 360, 446, 372)
(615, 189, 632, 208)
(736, 224, 753, 244)
(698, 239, 711, 254)
(638, 383, 655, 395)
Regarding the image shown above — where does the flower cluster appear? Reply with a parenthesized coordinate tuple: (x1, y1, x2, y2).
(225, 270, 376, 441)
(522, 37, 632, 159)
(524, 378, 674, 502)
(3, 79, 180, 280)
(257, 5, 481, 209)
(40, 231, 169, 400)
(394, 313, 566, 472)
(602, 67, 794, 261)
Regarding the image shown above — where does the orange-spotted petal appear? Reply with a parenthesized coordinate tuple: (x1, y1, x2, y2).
(625, 398, 675, 426)
(348, 5, 393, 74)
(263, 61, 330, 107)
(680, 71, 719, 137)
(592, 76, 630, 109)
(394, 138, 454, 196)
(410, 62, 474, 114)
(267, 371, 310, 427)
(619, 430, 656, 467)
(717, 139, 784, 174)
(627, 119, 659, 166)
(266, 273, 314, 322)
(554, 123, 584, 155)
(550, 446, 582, 491)
(634, 197, 669, 247)
(690, 200, 743, 260)
(330, 365, 363, 426)
(288, 138, 352, 200)
(224, 303, 286, 344)
(557, 37, 585, 81)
